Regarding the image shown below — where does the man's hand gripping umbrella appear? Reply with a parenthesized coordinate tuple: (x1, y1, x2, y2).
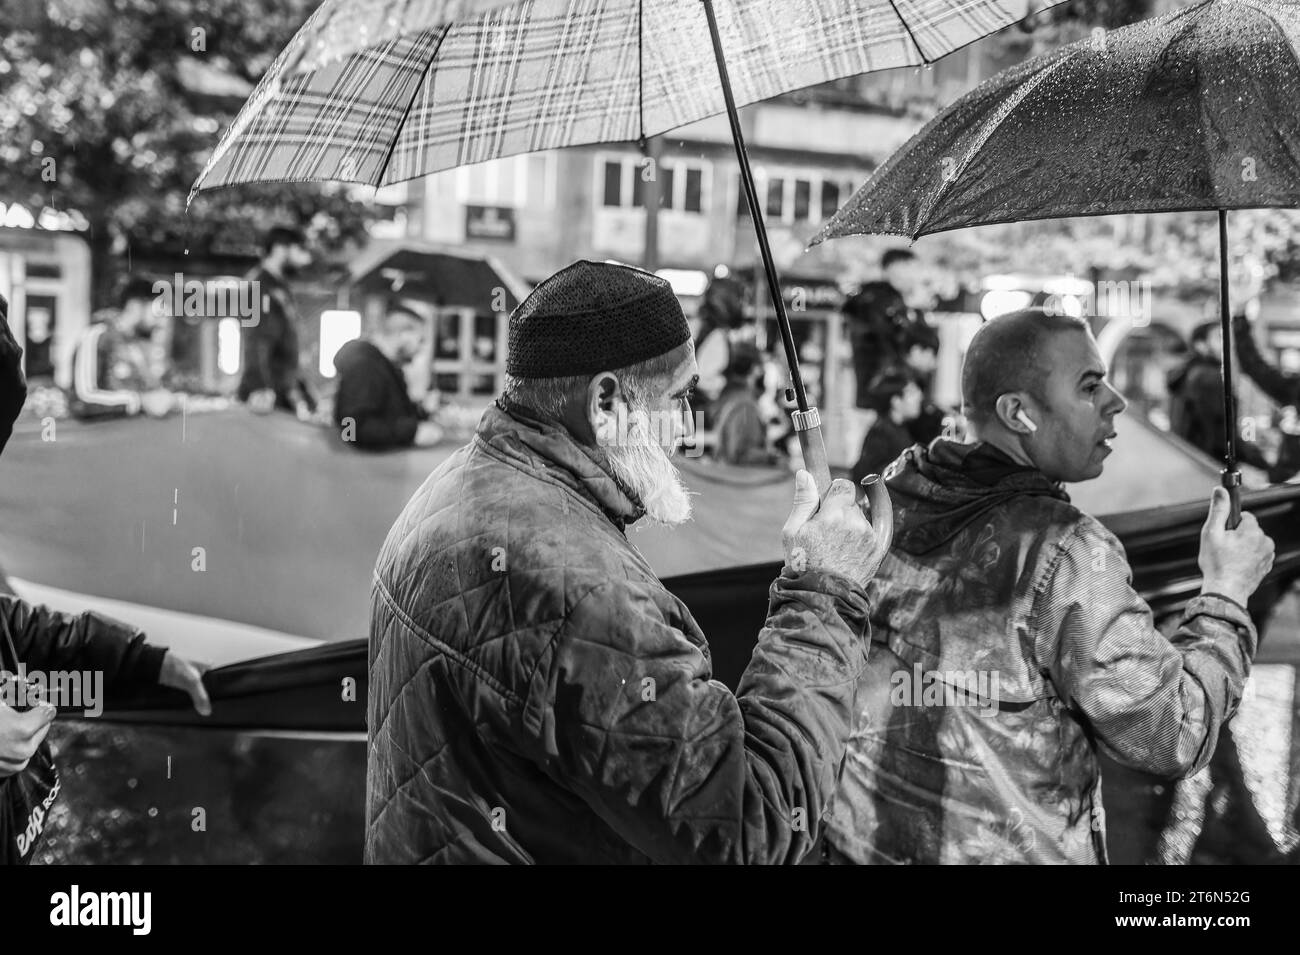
(782, 470, 894, 587)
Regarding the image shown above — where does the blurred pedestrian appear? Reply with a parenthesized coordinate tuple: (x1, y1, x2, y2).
(239, 226, 316, 420)
(693, 274, 746, 416)
(711, 340, 777, 466)
(850, 369, 922, 485)
(897, 323, 946, 444)
(332, 304, 442, 450)
(843, 249, 938, 410)
(1168, 321, 1226, 458)
(1168, 321, 1278, 474)
(69, 276, 174, 421)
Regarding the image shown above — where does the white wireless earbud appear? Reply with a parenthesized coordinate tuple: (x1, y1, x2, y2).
(1015, 409, 1038, 433)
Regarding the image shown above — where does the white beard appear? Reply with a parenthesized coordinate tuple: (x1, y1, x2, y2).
(603, 406, 693, 526)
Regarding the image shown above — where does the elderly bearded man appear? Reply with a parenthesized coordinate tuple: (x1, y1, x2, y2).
(823, 309, 1275, 865)
(365, 261, 888, 864)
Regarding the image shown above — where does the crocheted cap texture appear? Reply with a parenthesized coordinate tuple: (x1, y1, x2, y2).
(507, 260, 690, 378)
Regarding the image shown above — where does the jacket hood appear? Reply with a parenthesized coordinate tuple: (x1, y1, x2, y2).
(1167, 352, 1218, 392)
(480, 399, 646, 529)
(853, 280, 901, 297)
(333, 338, 384, 374)
(887, 439, 1068, 556)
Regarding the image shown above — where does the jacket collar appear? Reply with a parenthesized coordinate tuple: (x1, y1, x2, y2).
(478, 399, 647, 530)
(888, 439, 1068, 555)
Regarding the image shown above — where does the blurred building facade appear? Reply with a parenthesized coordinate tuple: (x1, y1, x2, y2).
(390, 42, 1009, 288)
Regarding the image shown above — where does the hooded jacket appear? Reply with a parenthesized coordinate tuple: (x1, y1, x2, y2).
(824, 439, 1256, 864)
(1167, 351, 1274, 473)
(332, 339, 424, 450)
(365, 400, 871, 864)
(843, 281, 938, 409)
(1167, 352, 1226, 459)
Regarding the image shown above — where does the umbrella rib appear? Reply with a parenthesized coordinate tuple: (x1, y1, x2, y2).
(913, 52, 1072, 229)
(375, 26, 452, 187)
(886, 0, 933, 65)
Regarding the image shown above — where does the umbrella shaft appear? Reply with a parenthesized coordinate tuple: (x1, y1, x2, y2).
(1218, 209, 1238, 469)
(700, 0, 809, 413)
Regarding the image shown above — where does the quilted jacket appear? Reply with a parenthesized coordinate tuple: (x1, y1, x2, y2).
(365, 400, 871, 864)
(824, 439, 1257, 865)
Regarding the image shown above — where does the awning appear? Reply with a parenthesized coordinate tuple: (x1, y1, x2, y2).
(345, 240, 530, 313)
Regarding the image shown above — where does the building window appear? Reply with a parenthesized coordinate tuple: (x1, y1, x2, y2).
(793, 179, 811, 221)
(754, 170, 857, 225)
(455, 154, 555, 209)
(820, 181, 841, 221)
(431, 309, 508, 399)
(765, 178, 784, 218)
(597, 154, 709, 214)
(659, 167, 675, 210)
(631, 168, 647, 207)
(602, 160, 623, 207)
(525, 154, 556, 208)
(683, 168, 703, 213)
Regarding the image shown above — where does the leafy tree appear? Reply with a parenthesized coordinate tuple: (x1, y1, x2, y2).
(0, 0, 377, 305)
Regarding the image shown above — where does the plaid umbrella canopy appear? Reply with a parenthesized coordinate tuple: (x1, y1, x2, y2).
(192, 0, 1065, 496)
(192, 0, 1058, 191)
(812, 0, 1300, 522)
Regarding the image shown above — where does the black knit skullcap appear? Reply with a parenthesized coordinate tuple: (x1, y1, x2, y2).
(507, 260, 690, 379)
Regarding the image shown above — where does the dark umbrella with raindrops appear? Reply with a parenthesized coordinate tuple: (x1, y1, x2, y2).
(814, 0, 1300, 524)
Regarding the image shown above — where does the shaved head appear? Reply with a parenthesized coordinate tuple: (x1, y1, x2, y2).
(961, 309, 1090, 425)
(959, 307, 1126, 484)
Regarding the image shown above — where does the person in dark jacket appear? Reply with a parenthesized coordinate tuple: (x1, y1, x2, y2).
(693, 274, 746, 427)
(332, 305, 440, 451)
(1168, 321, 1280, 476)
(843, 248, 938, 410)
(1168, 321, 1231, 459)
(897, 323, 946, 444)
(711, 341, 778, 466)
(238, 226, 315, 419)
(825, 309, 1274, 864)
(0, 296, 209, 860)
(365, 260, 889, 864)
(851, 369, 922, 485)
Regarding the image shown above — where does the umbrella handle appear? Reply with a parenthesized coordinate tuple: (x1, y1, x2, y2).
(795, 411, 895, 561)
(1221, 467, 1242, 530)
(860, 473, 894, 571)
(794, 409, 833, 493)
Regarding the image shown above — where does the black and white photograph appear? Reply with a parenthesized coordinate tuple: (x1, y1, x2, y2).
(1, 0, 1298, 921)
